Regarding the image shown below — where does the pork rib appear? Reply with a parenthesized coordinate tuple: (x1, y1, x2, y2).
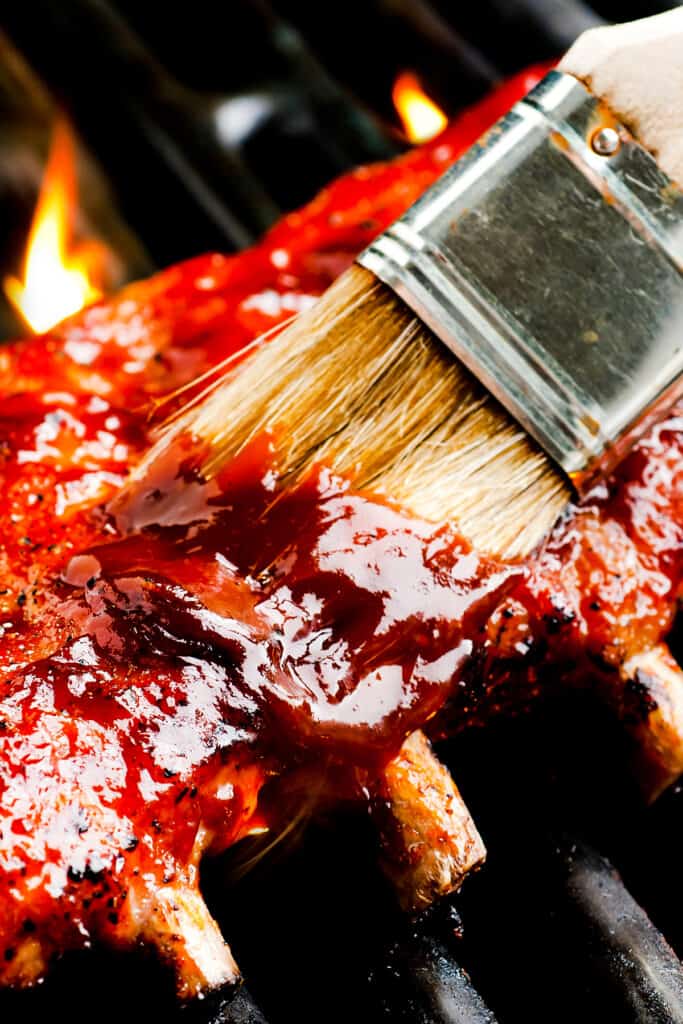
(0, 65, 681, 993)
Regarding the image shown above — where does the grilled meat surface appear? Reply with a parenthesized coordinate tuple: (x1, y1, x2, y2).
(0, 65, 681, 994)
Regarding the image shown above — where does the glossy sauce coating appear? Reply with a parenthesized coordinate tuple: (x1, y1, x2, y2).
(0, 64, 681, 991)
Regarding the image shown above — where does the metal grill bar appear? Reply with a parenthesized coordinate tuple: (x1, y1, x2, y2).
(424, 0, 604, 67)
(373, 906, 499, 1023)
(187, 986, 270, 1024)
(187, 818, 683, 1024)
(193, 831, 683, 1024)
(3, 0, 268, 255)
(553, 838, 683, 1024)
(0, 0, 400, 262)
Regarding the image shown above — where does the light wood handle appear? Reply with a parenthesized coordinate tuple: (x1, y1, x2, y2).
(560, 7, 683, 185)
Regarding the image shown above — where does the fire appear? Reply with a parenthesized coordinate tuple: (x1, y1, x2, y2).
(4, 118, 107, 333)
(392, 72, 448, 144)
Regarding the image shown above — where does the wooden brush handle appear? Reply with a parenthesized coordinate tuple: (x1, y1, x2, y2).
(560, 8, 683, 186)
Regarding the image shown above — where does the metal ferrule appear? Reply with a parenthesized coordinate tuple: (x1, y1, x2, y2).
(358, 70, 683, 490)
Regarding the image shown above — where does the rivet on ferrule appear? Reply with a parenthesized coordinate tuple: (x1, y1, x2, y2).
(591, 126, 621, 157)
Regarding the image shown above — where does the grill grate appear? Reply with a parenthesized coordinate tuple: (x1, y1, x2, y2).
(0, 2, 681, 1022)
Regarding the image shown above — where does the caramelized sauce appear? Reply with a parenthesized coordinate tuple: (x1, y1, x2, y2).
(0, 64, 681, 988)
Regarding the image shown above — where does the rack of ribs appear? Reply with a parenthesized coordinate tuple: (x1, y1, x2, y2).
(0, 65, 681, 996)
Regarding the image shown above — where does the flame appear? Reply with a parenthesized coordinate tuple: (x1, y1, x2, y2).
(392, 72, 448, 144)
(4, 118, 107, 333)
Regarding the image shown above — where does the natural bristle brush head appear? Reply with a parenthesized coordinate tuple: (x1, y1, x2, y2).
(136, 265, 569, 559)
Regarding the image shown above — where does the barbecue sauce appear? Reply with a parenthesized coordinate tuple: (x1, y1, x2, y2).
(0, 64, 681, 991)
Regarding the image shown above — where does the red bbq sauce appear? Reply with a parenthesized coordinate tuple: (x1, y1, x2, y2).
(0, 64, 681, 990)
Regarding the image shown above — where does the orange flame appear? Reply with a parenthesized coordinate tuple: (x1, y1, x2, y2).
(392, 72, 448, 144)
(4, 119, 107, 333)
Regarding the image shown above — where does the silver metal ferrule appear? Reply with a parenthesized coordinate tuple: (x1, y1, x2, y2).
(358, 70, 683, 490)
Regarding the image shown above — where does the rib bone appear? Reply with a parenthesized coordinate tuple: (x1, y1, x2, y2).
(374, 731, 486, 912)
(124, 825, 240, 998)
(142, 883, 240, 998)
(619, 644, 683, 802)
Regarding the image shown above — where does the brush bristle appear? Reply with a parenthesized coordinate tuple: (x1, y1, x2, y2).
(139, 265, 569, 558)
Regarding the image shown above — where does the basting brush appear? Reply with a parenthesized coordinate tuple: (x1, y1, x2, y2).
(132, 8, 683, 562)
